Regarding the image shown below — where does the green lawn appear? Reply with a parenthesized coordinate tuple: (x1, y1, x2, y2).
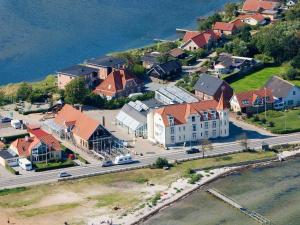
(246, 109, 300, 134)
(229, 65, 290, 92)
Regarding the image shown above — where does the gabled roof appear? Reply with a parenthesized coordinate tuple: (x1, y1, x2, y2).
(94, 69, 141, 97)
(28, 127, 61, 151)
(238, 13, 266, 22)
(194, 73, 225, 96)
(242, 0, 279, 12)
(150, 60, 181, 76)
(183, 30, 219, 48)
(85, 56, 126, 68)
(54, 104, 101, 141)
(57, 65, 98, 77)
(182, 31, 201, 42)
(11, 137, 40, 158)
(234, 88, 274, 108)
(140, 52, 161, 64)
(168, 48, 186, 58)
(155, 100, 223, 126)
(264, 76, 296, 98)
(230, 19, 246, 28)
(213, 22, 236, 32)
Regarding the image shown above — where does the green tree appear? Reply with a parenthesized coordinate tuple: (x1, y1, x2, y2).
(291, 53, 300, 69)
(16, 83, 33, 101)
(224, 3, 238, 19)
(224, 38, 249, 56)
(153, 157, 169, 169)
(130, 63, 146, 77)
(236, 25, 252, 42)
(239, 133, 249, 151)
(254, 54, 274, 64)
(156, 42, 177, 53)
(201, 139, 213, 158)
(283, 68, 299, 80)
(64, 77, 89, 104)
(198, 13, 222, 31)
(84, 92, 106, 108)
(192, 48, 207, 58)
(285, 2, 300, 21)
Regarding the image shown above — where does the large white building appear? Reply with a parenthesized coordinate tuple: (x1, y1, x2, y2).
(147, 93, 229, 147)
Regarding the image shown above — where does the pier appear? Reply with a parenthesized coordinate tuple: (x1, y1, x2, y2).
(207, 189, 274, 225)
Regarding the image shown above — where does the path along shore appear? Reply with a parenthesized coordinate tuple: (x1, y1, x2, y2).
(87, 148, 300, 225)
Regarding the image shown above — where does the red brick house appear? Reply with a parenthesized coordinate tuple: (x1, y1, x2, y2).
(230, 88, 274, 114)
(94, 69, 143, 100)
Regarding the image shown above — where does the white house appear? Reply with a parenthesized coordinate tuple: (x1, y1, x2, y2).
(286, 0, 298, 7)
(265, 76, 300, 108)
(147, 93, 229, 147)
(238, 13, 267, 26)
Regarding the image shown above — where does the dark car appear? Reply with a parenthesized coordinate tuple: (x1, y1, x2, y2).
(101, 160, 113, 167)
(185, 148, 200, 154)
(1, 117, 12, 123)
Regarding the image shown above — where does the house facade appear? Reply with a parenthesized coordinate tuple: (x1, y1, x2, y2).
(265, 76, 300, 108)
(93, 69, 143, 100)
(9, 129, 62, 163)
(181, 30, 219, 51)
(238, 13, 267, 25)
(147, 94, 229, 147)
(57, 65, 99, 89)
(230, 88, 274, 114)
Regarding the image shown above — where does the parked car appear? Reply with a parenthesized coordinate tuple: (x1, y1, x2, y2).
(101, 160, 113, 167)
(58, 171, 71, 178)
(19, 158, 32, 171)
(185, 148, 200, 154)
(0, 117, 12, 123)
(114, 154, 133, 165)
(11, 120, 22, 129)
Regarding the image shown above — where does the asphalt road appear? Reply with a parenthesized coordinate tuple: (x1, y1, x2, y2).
(1, 133, 300, 190)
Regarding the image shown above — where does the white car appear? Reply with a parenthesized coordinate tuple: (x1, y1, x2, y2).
(114, 154, 133, 165)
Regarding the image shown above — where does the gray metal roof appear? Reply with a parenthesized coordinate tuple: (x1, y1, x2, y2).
(194, 73, 224, 96)
(156, 86, 199, 103)
(57, 65, 98, 77)
(265, 76, 295, 98)
(0, 149, 18, 159)
(85, 56, 125, 68)
(142, 98, 165, 108)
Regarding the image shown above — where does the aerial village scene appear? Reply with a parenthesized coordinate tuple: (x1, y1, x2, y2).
(0, 0, 300, 224)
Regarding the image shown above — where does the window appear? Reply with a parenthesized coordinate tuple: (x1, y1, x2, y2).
(205, 122, 209, 129)
(205, 131, 209, 137)
(212, 121, 216, 128)
(242, 100, 249, 105)
(201, 132, 203, 136)
(183, 127, 185, 131)
(192, 133, 197, 140)
(200, 123, 203, 128)
(168, 116, 174, 126)
(183, 135, 186, 140)
(191, 116, 195, 122)
(179, 136, 181, 141)
(192, 124, 197, 131)
(212, 130, 216, 137)
(170, 127, 175, 134)
(171, 136, 175, 143)
(179, 127, 181, 132)
(293, 91, 296, 95)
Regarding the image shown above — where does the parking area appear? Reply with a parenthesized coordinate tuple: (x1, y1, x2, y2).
(0, 126, 28, 139)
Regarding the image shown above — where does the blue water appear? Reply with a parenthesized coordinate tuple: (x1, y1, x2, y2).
(0, 0, 235, 85)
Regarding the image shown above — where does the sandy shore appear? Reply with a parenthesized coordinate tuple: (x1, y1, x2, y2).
(87, 148, 300, 225)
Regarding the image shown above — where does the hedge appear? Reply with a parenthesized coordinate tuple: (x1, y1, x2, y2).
(1, 133, 29, 144)
(21, 108, 48, 115)
(5, 163, 19, 175)
(223, 63, 264, 83)
(34, 161, 76, 172)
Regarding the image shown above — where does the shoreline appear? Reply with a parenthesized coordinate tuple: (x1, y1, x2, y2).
(88, 149, 300, 225)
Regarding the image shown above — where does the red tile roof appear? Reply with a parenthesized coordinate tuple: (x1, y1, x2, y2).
(230, 19, 246, 28)
(184, 30, 219, 49)
(183, 31, 201, 42)
(242, 0, 278, 12)
(54, 104, 101, 141)
(11, 137, 40, 158)
(28, 128, 61, 151)
(238, 13, 266, 22)
(234, 88, 274, 108)
(94, 69, 141, 97)
(155, 99, 226, 126)
(213, 22, 236, 32)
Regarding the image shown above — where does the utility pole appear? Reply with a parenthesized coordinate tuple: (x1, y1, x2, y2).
(264, 87, 267, 119)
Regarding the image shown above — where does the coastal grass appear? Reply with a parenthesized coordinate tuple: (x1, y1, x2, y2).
(0, 74, 56, 96)
(229, 65, 290, 92)
(246, 109, 300, 134)
(18, 203, 81, 217)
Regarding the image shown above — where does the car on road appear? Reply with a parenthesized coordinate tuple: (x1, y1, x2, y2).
(185, 148, 200, 154)
(101, 160, 113, 167)
(0, 117, 12, 123)
(58, 172, 71, 178)
(114, 154, 133, 165)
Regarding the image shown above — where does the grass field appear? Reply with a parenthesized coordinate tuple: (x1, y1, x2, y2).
(0, 151, 276, 225)
(229, 65, 290, 92)
(246, 109, 300, 134)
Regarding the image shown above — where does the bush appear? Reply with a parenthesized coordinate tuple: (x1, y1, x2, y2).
(188, 174, 202, 184)
(150, 193, 161, 206)
(253, 115, 260, 122)
(34, 160, 76, 172)
(268, 121, 275, 127)
(152, 157, 169, 169)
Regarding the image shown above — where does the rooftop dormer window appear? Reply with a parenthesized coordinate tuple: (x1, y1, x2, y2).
(191, 116, 195, 122)
(242, 100, 249, 105)
(168, 115, 174, 126)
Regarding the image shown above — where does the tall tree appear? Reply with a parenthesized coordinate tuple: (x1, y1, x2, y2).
(64, 77, 89, 104)
(201, 139, 213, 158)
(16, 82, 33, 101)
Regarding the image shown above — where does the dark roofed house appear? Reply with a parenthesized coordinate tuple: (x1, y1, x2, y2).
(193, 73, 233, 107)
(265, 76, 300, 109)
(57, 65, 99, 89)
(0, 149, 19, 167)
(147, 60, 182, 81)
(85, 56, 126, 80)
(140, 52, 161, 69)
